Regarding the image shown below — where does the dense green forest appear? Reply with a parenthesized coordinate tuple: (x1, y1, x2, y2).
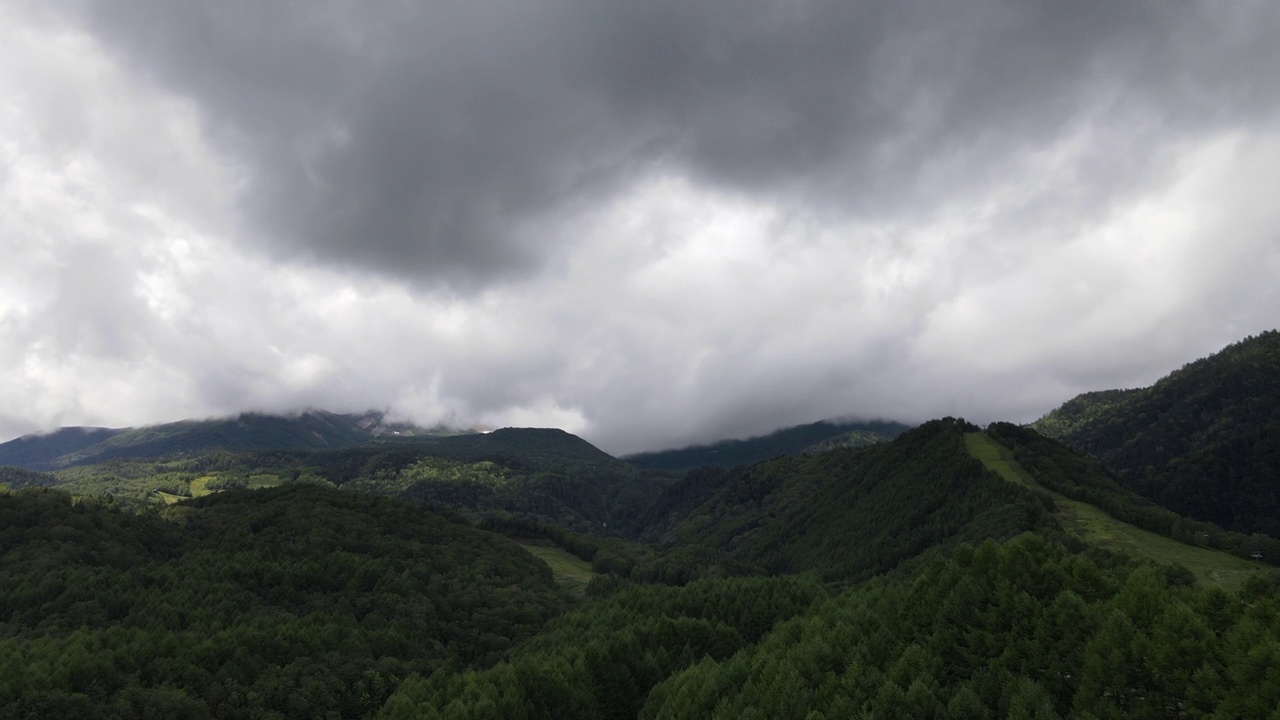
(0, 485, 568, 719)
(1034, 330, 1280, 535)
(4, 333, 1280, 718)
(382, 534, 1280, 719)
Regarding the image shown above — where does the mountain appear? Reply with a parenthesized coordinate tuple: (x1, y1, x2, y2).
(1033, 330, 1280, 535)
(623, 419, 909, 472)
(0, 411, 465, 471)
(0, 426, 126, 471)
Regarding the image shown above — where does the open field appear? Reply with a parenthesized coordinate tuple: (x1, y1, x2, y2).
(155, 490, 187, 505)
(248, 473, 286, 489)
(965, 432, 1261, 590)
(518, 541, 595, 597)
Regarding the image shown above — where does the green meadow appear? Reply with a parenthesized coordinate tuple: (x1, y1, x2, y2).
(518, 541, 595, 597)
(966, 432, 1260, 590)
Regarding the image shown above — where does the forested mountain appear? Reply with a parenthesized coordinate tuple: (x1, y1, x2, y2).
(623, 419, 908, 472)
(1033, 330, 1280, 535)
(638, 419, 1054, 582)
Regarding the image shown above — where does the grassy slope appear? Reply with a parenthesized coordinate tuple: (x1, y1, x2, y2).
(518, 542, 595, 597)
(965, 432, 1259, 589)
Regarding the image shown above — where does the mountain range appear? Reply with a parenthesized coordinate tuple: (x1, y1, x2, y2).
(3, 331, 1280, 717)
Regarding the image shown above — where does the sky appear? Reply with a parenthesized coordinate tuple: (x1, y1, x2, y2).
(2, 0, 1280, 455)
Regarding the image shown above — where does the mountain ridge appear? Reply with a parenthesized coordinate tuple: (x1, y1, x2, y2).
(623, 418, 910, 472)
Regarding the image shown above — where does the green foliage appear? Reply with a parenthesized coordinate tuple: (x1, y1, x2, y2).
(378, 576, 829, 720)
(642, 535, 1280, 719)
(0, 485, 569, 719)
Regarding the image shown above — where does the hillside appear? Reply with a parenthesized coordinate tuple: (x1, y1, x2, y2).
(623, 419, 908, 472)
(637, 419, 1054, 582)
(967, 427, 1266, 589)
(1033, 330, 1280, 534)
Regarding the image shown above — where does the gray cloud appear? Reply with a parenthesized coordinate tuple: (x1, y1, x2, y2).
(59, 0, 1280, 288)
(5, 0, 1280, 453)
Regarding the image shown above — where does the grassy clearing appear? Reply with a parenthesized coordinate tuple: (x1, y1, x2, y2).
(518, 541, 595, 598)
(964, 433, 1035, 488)
(189, 476, 218, 497)
(155, 491, 187, 505)
(248, 474, 286, 489)
(965, 432, 1260, 590)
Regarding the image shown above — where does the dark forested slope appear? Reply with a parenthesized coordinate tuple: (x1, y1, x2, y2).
(0, 485, 569, 719)
(1033, 330, 1280, 534)
(638, 418, 1055, 582)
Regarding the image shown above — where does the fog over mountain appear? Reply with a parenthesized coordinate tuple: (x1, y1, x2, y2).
(3, 0, 1280, 454)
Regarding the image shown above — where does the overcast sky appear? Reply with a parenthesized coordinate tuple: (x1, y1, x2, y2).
(3, 0, 1279, 454)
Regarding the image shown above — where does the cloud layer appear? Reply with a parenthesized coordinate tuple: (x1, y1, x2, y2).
(3, 0, 1280, 453)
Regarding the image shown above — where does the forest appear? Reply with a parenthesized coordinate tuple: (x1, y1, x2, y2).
(3, 333, 1280, 718)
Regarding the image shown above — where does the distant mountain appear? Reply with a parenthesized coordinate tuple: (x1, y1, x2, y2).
(623, 419, 909, 472)
(1, 416, 664, 535)
(0, 427, 126, 471)
(292, 427, 664, 534)
(1033, 330, 1280, 535)
(0, 411, 468, 471)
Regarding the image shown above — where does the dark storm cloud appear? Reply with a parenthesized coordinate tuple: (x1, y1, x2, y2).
(62, 0, 1280, 289)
